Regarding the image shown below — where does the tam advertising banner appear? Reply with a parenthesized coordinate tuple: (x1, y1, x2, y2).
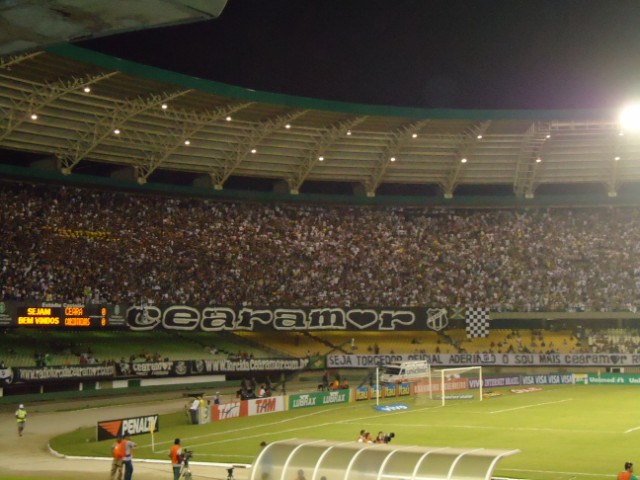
(212, 401, 245, 421)
(246, 396, 286, 416)
(211, 396, 286, 421)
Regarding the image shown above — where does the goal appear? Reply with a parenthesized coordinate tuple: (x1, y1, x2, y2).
(431, 366, 483, 406)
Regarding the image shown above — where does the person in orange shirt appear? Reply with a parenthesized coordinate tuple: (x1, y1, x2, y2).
(169, 438, 183, 480)
(110, 435, 124, 480)
(618, 461, 639, 480)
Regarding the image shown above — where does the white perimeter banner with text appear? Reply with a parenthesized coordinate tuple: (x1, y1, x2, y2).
(327, 352, 638, 367)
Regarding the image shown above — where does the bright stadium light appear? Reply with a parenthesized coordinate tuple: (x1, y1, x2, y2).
(619, 103, 640, 132)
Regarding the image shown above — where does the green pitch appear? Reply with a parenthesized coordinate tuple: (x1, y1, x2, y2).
(52, 383, 639, 479)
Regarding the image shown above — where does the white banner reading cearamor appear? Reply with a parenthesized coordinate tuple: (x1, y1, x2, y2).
(327, 353, 640, 367)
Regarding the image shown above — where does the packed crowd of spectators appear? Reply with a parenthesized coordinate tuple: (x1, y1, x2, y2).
(585, 328, 640, 353)
(2, 179, 640, 312)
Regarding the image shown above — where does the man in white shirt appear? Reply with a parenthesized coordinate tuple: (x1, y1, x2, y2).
(189, 397, 200, 424)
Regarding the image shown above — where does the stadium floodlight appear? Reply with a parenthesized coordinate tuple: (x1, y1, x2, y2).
(619, 103, 640, 132)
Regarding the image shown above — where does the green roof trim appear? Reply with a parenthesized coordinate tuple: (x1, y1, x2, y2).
(45, 43, 615, 121)
(4, 163, 640, 208)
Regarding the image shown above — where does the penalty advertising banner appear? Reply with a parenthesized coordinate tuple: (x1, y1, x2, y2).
(97, 414, 159, 441)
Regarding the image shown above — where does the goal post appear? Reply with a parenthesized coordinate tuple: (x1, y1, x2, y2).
(432, 366, 483, 406)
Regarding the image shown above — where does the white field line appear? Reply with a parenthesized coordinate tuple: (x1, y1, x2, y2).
(134, 400, 619, 479)
(624, 425, 640, 433)
(140, 405, 347, 448)
(141, 396, 616, 451)
(359, 421, 617, 435)
(153, 407, 617, 451)
(144, 400, 442, 450)
(502, 467, 609, 477)
(487, 398, 573, 414)
(144, 402, 424, 450)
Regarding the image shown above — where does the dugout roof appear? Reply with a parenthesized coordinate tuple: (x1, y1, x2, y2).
(251, 438, 519, 480)
(1, 43, 639, 198)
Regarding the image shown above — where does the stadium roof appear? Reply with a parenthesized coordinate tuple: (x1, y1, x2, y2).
(0, 0, 228, 55)
(1, 43, 639, 198)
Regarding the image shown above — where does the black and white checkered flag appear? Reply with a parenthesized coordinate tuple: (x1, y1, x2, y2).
(465, 307, 490, 338)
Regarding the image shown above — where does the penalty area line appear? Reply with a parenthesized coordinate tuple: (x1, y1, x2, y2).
(624, 426, 640, 433)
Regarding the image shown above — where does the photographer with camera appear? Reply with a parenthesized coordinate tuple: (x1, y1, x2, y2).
(170, 438, 185, 480)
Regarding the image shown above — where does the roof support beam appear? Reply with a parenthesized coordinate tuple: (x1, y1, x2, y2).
(512, 122, 551, 198)
(56, 90, 191, 173)
(442, 121, 491, 197)
(365, 120, 431, 196)
(607, 131, 627, 197)
(0, 51, 42, 70)
(133, 102, 252, 184)
(288, 116, 367, 194)
(210, 109, 308, 189)
(0, 71, 117, 142)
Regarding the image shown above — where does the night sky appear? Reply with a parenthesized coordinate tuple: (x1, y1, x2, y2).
(77, 0, 640, 110)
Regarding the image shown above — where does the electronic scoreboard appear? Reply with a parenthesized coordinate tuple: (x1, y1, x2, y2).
(15, 306, 109, 328)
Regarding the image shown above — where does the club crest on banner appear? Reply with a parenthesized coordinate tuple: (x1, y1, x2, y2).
(426, 308, 448, 331)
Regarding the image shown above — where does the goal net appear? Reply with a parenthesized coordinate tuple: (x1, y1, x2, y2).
(430, 366, 483, 406)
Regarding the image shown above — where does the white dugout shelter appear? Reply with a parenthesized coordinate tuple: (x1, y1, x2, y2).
(251, 439, 519, 480)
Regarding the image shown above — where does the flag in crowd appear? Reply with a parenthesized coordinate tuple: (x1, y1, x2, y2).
(465, 307, 491, 338)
